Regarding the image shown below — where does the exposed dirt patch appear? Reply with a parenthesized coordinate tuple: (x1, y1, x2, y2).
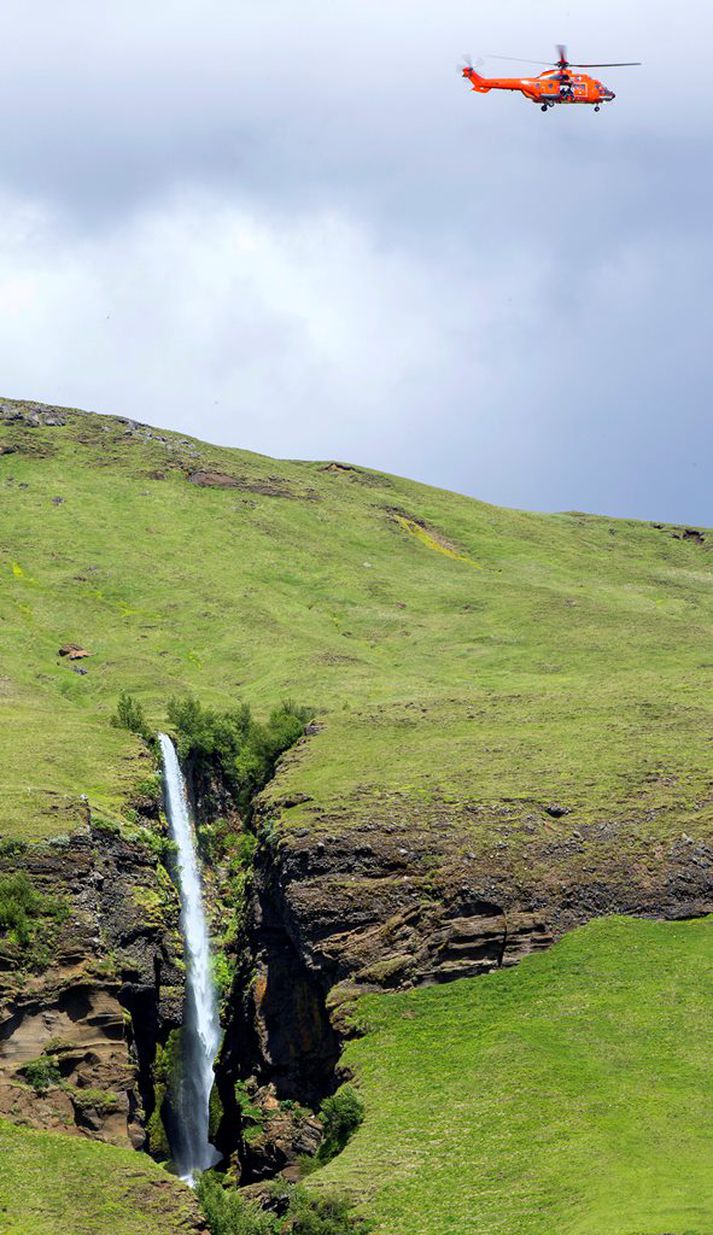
(319, 461, 388, 487)
(653, 522, 707, 545)
(187, 469, 319, 500)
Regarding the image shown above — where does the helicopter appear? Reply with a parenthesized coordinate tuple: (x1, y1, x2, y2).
(462, 46, 640, 112)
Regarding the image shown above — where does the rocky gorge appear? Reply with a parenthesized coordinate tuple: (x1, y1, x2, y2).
(4, 720, 711, 1190)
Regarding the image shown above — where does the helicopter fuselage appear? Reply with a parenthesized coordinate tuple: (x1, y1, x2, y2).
(463, 67, 615, 108)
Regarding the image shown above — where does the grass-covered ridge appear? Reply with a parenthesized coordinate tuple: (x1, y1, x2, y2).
(2, 398, 713, 862)
(0, 1117, 203, 1234)
(316, 915, 713, 1235)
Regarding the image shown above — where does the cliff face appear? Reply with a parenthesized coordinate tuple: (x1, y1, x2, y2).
(207, 792, 713, 1183)
(3, 783, 711, 1174)
(0, 824, 183, 1149)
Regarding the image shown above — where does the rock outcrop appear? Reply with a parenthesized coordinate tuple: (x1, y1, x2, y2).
(0, 826, 184, 1150)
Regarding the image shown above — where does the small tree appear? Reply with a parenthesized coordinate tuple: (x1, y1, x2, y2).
(111, 692, 151, 741)
(316, 1086, 365, 1165)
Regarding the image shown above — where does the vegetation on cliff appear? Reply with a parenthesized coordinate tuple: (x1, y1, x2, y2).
(166, 694, 312, 819)
(197, 1172, 371, 1235)
(0, 871, 69, 969)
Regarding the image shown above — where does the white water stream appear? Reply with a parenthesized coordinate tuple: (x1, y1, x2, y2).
(159, 733, 221, 1183)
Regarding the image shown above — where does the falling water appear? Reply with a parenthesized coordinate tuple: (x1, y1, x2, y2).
(158, 732, 221, 1183)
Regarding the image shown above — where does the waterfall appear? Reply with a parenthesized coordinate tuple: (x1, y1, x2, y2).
(158, 733, 221, 1183)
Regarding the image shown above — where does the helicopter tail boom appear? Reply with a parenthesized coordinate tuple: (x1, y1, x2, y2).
(462, 66, 492, 93)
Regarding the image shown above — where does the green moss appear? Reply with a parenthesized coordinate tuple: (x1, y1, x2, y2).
(234, 1080, 265, 1142)
(147, 1030, 183, 1160)
(208, 1082, 224, 1142)
(65, 1086, 121, 1116)
(131, 884, 164, 927)
(146, 1106, 170, 1161)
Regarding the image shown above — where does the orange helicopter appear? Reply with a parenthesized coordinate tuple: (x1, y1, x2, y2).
(462, 46, 640, 112)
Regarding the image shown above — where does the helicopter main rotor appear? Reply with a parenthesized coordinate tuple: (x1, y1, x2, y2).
(485, 44, 641, 79)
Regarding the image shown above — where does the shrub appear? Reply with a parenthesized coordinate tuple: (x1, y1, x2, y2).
(0, 873, 41, 946)
(111, 691, 151, 741)
(21, 1056, 61, 1094)
(316, 1086, 364, 1165)
(288, 1188, 372, 1235)
(196, 1175, 371, 1235)
(166, 696, 313, 819)
(196, 1171, 276, 1235)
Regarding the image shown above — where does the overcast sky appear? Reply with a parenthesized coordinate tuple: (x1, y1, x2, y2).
(1, 0, 711, 522)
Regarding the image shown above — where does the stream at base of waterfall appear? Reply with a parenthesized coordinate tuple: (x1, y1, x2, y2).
(159, 733, 221, 1183)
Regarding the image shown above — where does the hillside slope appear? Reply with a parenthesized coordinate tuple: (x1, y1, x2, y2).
(318, 915, 713, 1235)
(2, 398, 713, 1232)
(0, 1117, 205, 1234)
(2, 399, 712, 920)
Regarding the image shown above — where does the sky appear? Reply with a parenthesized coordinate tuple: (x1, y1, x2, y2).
(1, 0, 711, 523)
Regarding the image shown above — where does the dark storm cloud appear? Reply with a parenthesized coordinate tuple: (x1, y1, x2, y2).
(1, 0, 712, 522)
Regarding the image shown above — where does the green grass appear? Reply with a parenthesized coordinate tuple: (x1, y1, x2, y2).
(0, 1118, 201, 1234)
(2, 402, 713, 860)
(315, 915, 713, 1235)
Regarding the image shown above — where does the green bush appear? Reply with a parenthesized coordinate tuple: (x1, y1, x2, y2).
(111, 691, 151, 741)
(166, 696, 313, 818)
(196, 1171, 276, 1235)
(289, 1188, 372, 1235)
(0, 873, 41, 946)
(316, 1086, 364, 1165)
(196, 1175, 371, 1235)
(0, 873, 68, 968)
(21, 1056, 61, 1094)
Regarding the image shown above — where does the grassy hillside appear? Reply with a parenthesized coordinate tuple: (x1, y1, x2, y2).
(317, 915, 713, 1235)
(0, 1118, 202, 1234)
(2, 400, 713, 863)
(3, 401, 713, 1235)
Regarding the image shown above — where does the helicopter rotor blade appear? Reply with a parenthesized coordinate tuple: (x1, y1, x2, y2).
(556, 44, 568, 66)
(570, 61, 641, 67)
(484, 54, 554, 66)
